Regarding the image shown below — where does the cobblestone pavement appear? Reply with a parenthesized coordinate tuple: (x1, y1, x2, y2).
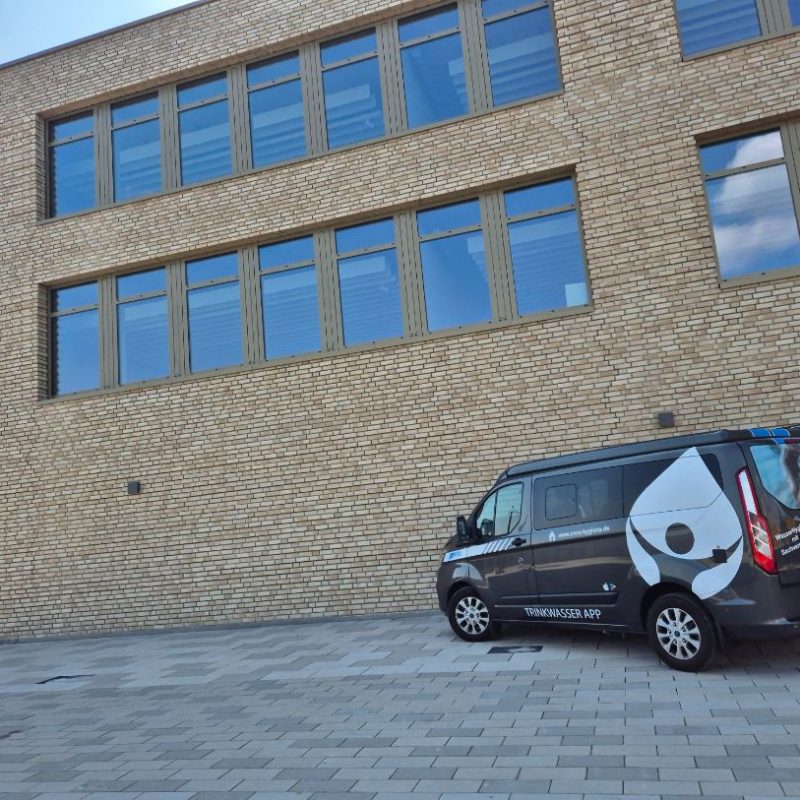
(0, 612, 799, 799)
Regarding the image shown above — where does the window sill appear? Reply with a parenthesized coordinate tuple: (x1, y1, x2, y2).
(718, 262, 800, 289)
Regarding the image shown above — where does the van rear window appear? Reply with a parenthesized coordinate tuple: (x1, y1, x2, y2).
(750, 443, 800, 510)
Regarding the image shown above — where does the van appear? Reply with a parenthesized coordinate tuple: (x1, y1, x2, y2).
(436, 427, 800, 670)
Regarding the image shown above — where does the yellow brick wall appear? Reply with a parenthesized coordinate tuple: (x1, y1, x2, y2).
(1, 0, 800, 638)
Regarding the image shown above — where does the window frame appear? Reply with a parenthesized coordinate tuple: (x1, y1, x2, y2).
(43, 0, 563, 220)
(698, 122, 800, 288)
(47, 111, 97, 218)
(110, 92, 162, 203)
(44, 172, 592, 400)
(673, 0, 798, 60)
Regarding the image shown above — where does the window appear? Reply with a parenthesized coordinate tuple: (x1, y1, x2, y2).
(399, 6, 467, 129)
(475, 483, 523, 537)
(46, 3, 567, 217)
(791, 0, 800, 26)
(675, 0, 762, 55)
(750, 443, 800, 510)
(116, 268, 170, 384)
(111, 95, 161, 202)
(247, 53, 307, 168)
(503, 178, 588, 315)
(185, 253, 242, 372)
(335, 219, 404, 345)
(535, 468, 622, 529)
(177, 75, 232, 185)
(700, 130, 800, 281)
(49, 113, 95, 216)
(321, 31, 385, 149)
(48, 175, 592, 397)
(50, 282, 100, 395)
(417, 199, 490, 331)
(259, 237, 321, 358)
(622, 455, 721, 513)
(481, 0, 559, 106)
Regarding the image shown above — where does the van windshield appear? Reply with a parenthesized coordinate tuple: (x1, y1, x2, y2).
(750, 443, 800, 509)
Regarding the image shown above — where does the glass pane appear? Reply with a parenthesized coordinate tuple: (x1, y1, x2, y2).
(51, 137, 95, 216)
(112, 118, 161, 201)
(52, 310, 99, 395)
(111, 94, 158, 126)
(675, 0, 761, 55)
(51, 113, 93, 141)
(505, 178, 574, 217)
(338, 249, 403, 345)
(417, 199, 480, 237)
(249, 79, 306, 167)
(495, 483, 523, 535)
(187, 282, 242, 372)
(750, 443, 800, 510)
(262, 267, 321, 358)
(321, 30, 377, 66)
(259, 236, 314, 269)
(483, 0, 534, 18)
(179, 100, 232, 185)
(117, 268, 166, 300)
(323, 58, 385, 149)
(399, 5, 459, 42)
(706, 164, 800, 279)
(420, 230, 490, 331)
(335, 218, 395, 254)
(485, 7, 559, 106)
(509, 210, 588, 315)
(178, 74, 227, 106)
(401, 33, 467, 128)
(791, 0, 800, 26)
(186, 252, 238, 285)
(700, 130, 783, 174)
(53, 282, 97, 312)
(118, 296, 170, 384)
(247, 53, 300, 86)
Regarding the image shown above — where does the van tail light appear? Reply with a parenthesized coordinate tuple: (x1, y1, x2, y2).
(736, 468, 777, 575)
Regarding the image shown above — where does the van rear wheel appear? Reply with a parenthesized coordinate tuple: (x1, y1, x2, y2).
(448, 587, 496, 642)
(647, 592, 718, 672)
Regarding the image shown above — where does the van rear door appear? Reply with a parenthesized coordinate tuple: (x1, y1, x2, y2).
(746, 441, 800, 586)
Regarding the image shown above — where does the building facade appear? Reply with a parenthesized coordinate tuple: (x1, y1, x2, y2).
(2, 0, 800, 639)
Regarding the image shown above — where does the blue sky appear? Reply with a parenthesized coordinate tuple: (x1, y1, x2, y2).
(0, 0, 196, 64)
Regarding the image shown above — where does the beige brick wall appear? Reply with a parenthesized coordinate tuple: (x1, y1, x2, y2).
(1, 0, 800, 639)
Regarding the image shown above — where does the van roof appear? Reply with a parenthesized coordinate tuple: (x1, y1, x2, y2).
(502, 426, 800, 480)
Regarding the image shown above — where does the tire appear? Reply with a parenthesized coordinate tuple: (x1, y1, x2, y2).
(448, 587, 496, 642)
(646, 592, 719, 672)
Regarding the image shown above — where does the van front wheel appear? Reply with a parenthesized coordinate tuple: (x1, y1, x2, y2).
(647, 592, 718, 672)
(448, 587, 496, 642)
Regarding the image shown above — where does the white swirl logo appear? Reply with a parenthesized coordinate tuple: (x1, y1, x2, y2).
(625, 448, 744, 599)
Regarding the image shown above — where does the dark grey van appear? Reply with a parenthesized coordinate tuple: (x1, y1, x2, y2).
(436, 427, 800, 670)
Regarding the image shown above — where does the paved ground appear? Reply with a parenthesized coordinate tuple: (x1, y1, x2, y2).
(0, 612, 799, 800)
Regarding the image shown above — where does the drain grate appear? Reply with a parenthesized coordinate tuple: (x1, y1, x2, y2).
(37, 674, 94, 684)
(488, 645, 542, 654)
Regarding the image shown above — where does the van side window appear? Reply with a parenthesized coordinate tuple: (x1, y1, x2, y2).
(475, 483, 523, 538)
(534, 467, 622, 529)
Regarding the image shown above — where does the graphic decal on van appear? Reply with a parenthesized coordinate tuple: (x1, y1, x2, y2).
(625, 448, 744, 599)
(442, 537, 515, 563)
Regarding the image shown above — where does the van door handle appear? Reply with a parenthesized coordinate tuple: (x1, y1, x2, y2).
(512, 537, 526, 547)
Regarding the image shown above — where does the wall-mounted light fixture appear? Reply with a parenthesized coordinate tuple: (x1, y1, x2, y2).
(657, 412, 675, 429)
(127, 481, 141, 495)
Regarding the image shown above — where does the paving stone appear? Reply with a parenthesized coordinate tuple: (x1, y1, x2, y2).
(0, 613, 795, 799)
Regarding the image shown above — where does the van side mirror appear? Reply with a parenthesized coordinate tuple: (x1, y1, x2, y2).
(456, 516, 470, 542)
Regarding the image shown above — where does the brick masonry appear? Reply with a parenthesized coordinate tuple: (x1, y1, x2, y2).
(1, 0, 800, 639)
